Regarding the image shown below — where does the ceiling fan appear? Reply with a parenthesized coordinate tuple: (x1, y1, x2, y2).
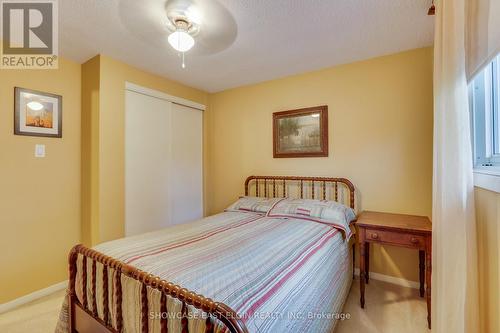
(118, 0, 237, 69)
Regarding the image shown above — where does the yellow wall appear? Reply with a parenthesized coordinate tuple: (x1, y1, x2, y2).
(0, 58, 81, 303)
(207, 47, 434, 282)
(475, 187, 500, 333)
(82, 55, 209, 244)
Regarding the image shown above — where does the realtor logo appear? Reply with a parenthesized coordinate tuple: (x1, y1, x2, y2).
(1, 0, 58, 69)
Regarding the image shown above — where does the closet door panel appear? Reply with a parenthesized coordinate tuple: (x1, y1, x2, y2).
(125, 90, 172, 236)
(170, 103, 203, 225)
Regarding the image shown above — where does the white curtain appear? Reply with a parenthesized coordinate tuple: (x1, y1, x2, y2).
(432, 0, 479, 332)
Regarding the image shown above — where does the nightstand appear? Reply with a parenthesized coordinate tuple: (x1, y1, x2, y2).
(356, 211, 432, 329)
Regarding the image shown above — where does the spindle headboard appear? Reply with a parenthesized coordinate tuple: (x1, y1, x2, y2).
(244, 175, 355, 209)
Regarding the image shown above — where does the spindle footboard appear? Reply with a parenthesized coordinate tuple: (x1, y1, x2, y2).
(68, 244, 249, 333)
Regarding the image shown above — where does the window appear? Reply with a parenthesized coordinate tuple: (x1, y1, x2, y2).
(470, 55, 500, 169)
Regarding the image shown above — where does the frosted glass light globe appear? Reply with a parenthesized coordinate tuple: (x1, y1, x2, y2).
(168, 30, 194, 52)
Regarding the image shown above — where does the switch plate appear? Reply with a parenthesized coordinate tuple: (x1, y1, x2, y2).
(35, 144, 45, 158)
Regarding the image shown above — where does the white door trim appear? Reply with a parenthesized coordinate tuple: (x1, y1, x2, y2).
(125, 82, 206, 111)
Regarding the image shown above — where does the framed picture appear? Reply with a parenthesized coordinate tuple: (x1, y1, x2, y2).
(14, 87, 62, 138)
(273, 105, 328, 158)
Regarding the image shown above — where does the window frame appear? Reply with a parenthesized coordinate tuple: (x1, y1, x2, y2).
(493, 59, 500, 154)
(471, 55, 500, 193)
(471, 56, 500, 168)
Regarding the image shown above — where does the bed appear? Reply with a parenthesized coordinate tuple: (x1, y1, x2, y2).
(56, 176, 357, 333)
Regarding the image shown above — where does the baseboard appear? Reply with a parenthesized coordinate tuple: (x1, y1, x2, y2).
(0, 280, 68, 314)
(0, 271, 419, 314)
(353, 268, 421, 289)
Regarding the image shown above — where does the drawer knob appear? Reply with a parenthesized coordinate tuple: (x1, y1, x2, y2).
(370, 233, 378, 239)
(410, 237, 419, 244)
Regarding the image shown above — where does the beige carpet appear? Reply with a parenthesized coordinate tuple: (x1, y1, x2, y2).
(336, 278, 430, 333)
(0, 278, 430, 333)
(0, 289, 65, 333)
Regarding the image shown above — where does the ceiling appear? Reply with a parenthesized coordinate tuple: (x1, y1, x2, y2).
(60, 0, 434, 93)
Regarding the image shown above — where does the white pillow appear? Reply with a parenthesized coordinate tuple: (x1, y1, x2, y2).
(267, 198, 356, 239)
(225, 196, 284, 214)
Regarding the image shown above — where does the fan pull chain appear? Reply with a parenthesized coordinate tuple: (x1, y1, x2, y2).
(182, 52, 186, 69)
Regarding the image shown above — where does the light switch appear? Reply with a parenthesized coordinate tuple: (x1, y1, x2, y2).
(35, 144, 45, 158)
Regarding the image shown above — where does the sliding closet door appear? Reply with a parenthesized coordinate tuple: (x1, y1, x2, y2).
(125, 88, 204, 237)
(170, 103, 203, 225)
(125, 90, 172, 236)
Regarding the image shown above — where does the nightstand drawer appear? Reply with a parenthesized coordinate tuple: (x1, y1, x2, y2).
(365, 228, 425, 248)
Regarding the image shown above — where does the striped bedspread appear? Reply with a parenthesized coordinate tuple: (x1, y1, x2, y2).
(56, 211, 353, 333)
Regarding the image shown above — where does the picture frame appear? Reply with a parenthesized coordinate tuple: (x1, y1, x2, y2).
(14, 87, 62, 138)
(273, 105, 328, 158)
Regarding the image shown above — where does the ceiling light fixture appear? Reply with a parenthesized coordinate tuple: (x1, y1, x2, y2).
(167, 18, 196, 69)
(27, 101, 44, 111)
(168, 20, 194, 52)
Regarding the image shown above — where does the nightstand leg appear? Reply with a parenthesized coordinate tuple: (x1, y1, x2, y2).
(426, 240, 432, 329)
(365, 242, 370, 284)
(352, 244, 356, 280)
(419, 250, 425, 297)
(360, 241, 366, 308)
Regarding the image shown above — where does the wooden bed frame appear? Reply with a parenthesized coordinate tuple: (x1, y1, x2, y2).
(68, 176, 356, 333)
